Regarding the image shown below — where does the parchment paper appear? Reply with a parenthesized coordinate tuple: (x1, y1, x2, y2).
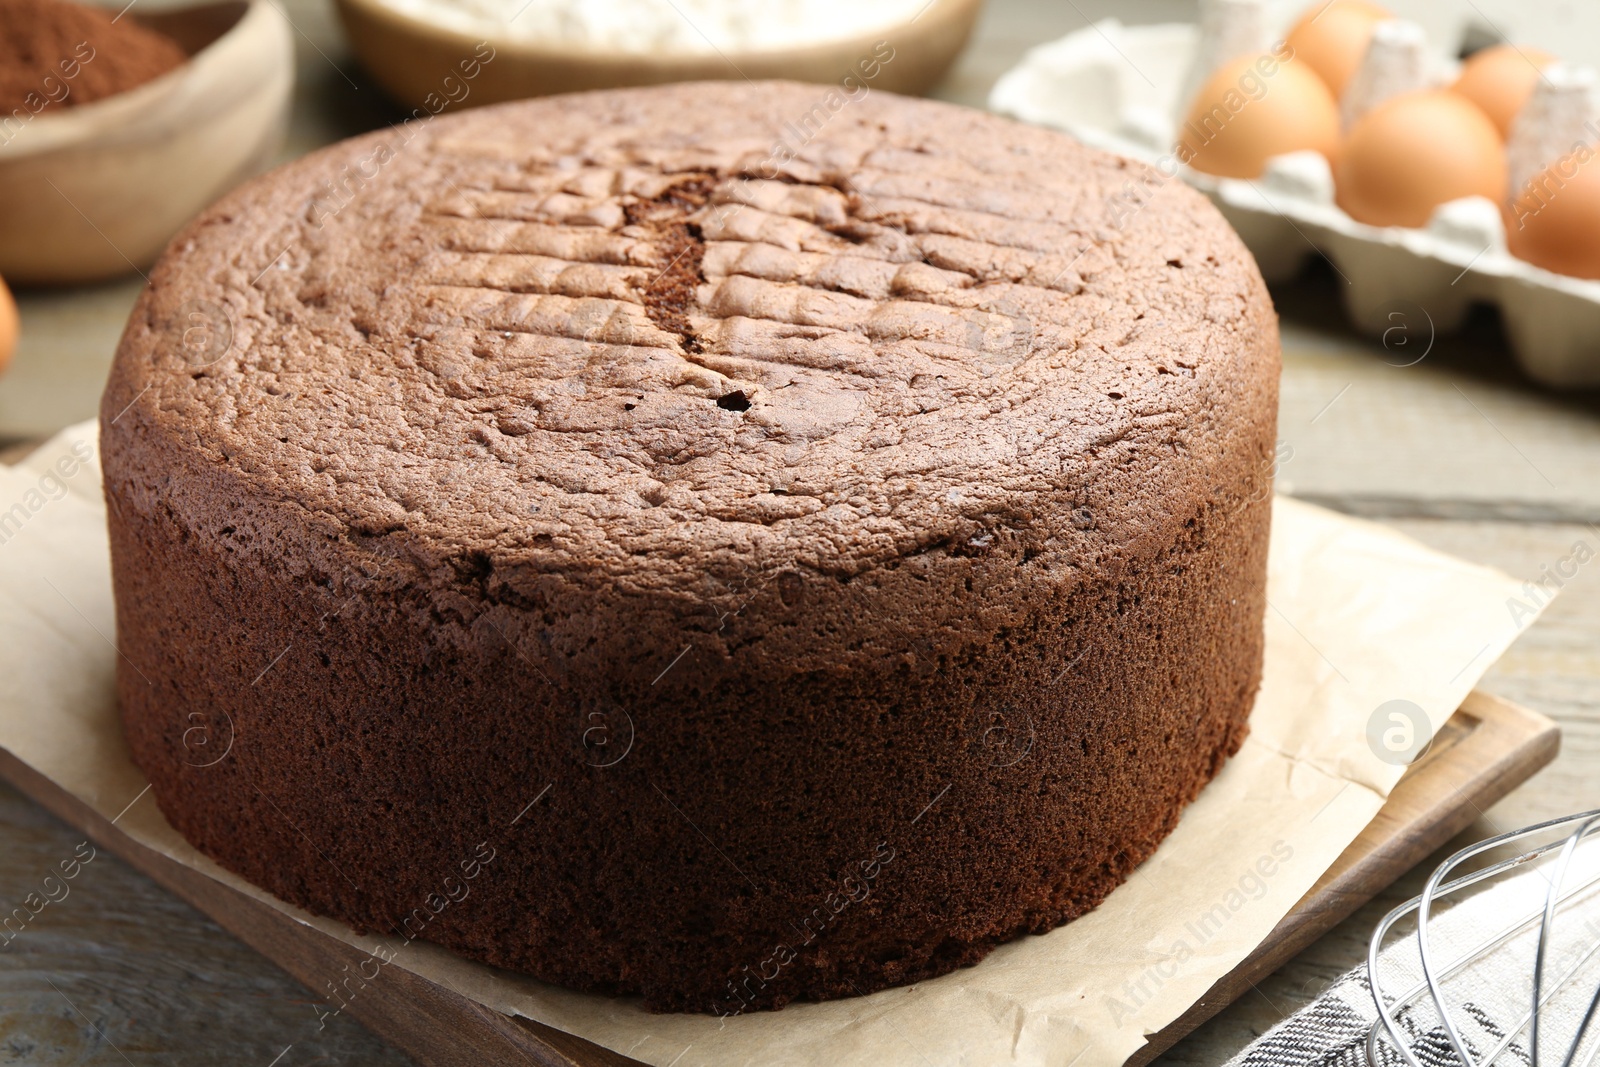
(0, 422, 1547, 1067)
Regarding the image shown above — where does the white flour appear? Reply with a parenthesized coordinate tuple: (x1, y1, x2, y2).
(381, 0, 933, 52)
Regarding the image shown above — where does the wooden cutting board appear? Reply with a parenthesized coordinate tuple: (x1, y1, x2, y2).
(0, 689, 1558, 1067)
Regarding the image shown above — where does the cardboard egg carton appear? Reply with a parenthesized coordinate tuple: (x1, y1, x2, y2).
(988, 14, 1600, 387)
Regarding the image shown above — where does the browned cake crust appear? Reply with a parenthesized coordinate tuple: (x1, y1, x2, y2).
(100, 82, 1278, 1014)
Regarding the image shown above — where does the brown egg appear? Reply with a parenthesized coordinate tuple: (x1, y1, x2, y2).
(1177, 52, 1341, 179)
(1507, 148, 1600, 278)
(0, 275, 16, 378)
(1335, 90, 1507, 227)
(1285, 0, 1392, 97)
(1452, 44, 1554, 138)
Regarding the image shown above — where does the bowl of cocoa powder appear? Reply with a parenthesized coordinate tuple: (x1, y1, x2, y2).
(0, 0, 293, 284)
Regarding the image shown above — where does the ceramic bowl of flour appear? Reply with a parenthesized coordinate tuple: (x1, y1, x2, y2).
(333, 0, 983, 110)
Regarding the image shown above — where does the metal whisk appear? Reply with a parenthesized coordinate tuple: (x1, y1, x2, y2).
(1367, 808, 1600, 1067)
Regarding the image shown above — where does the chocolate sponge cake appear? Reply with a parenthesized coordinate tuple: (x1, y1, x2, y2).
(100, 81, 1279, 1013)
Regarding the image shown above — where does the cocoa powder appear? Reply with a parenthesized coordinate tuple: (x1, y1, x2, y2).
(0, 0, 188, 114)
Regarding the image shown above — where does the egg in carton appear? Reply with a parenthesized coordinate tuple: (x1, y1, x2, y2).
(989, 2, 1600, 388)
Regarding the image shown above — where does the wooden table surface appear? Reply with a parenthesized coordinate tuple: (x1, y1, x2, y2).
(5, 1, 1600, 1064)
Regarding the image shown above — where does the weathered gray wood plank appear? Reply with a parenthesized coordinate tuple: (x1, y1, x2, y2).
(0, 776, 413, 1066)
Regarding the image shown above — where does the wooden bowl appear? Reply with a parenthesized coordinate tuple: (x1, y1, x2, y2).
(0, 0, 293, 285)
(333, 0, 983, 110)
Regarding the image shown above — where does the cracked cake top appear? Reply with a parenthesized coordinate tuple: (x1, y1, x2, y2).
(105, 81, 1277, 591)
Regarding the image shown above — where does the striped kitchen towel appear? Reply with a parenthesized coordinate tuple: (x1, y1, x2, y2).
(1226, 843, 1600, 1067)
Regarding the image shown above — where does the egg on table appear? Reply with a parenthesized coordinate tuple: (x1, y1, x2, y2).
(1284, 0, 1392, 97)
(1335, 89, 1506, 227)
(1177, 50, 1341, 179)
(1452, 43, 1554, 138)
(0, 275, 17, 377)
